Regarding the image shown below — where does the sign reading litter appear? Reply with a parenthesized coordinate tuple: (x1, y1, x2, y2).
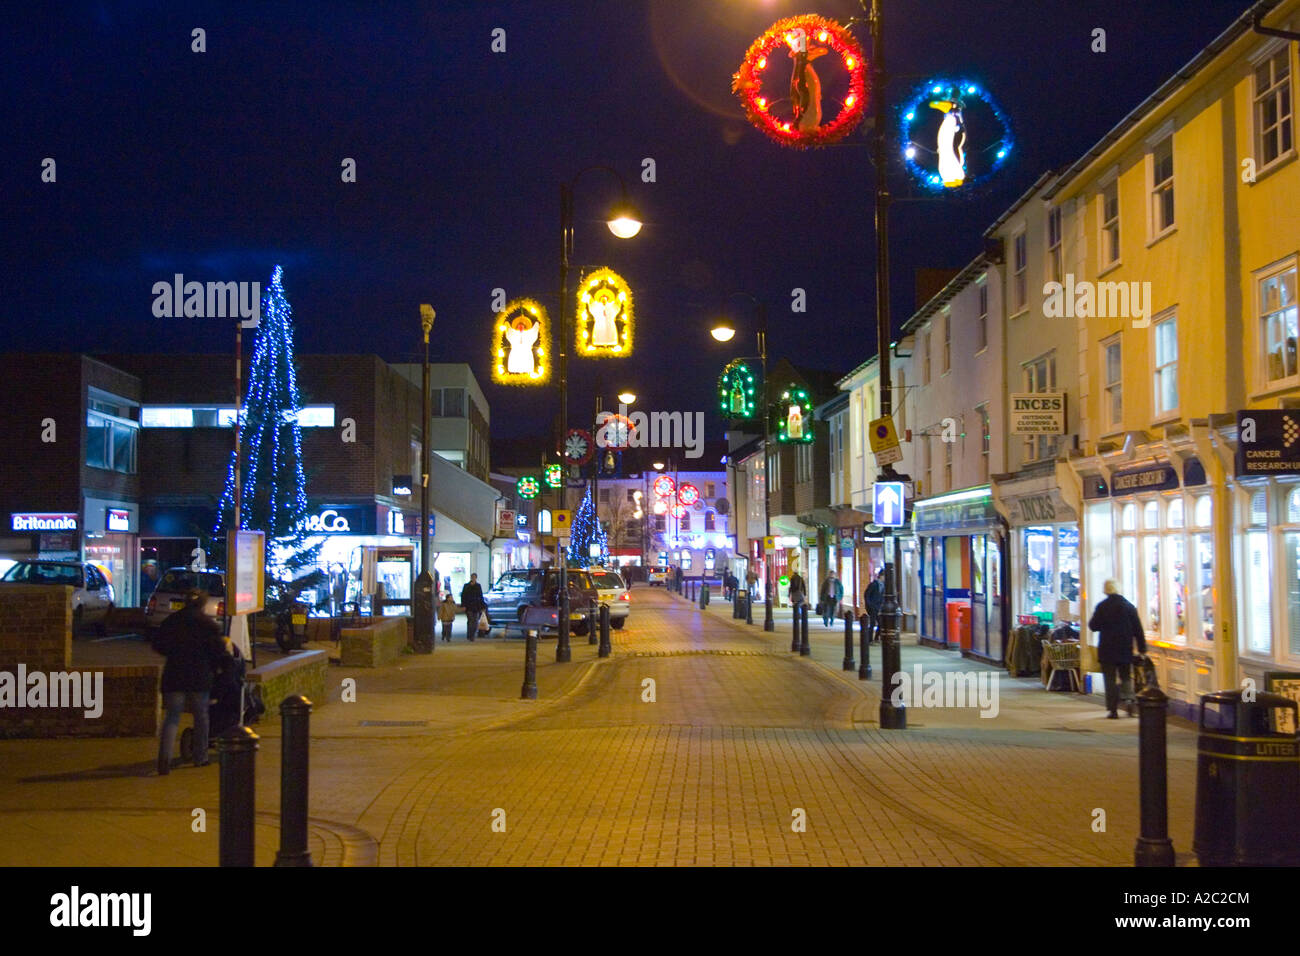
(1236, 410, 1300, 477)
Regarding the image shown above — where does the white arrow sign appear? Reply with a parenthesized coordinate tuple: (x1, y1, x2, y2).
(873, 482, 905, 527)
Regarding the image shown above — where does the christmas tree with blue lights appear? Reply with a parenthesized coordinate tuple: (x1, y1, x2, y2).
(567, 487, 608, 566)
(214, 265, 318, 578)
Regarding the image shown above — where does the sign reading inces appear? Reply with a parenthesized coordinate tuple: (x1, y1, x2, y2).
(1009, 393, 1065, 435)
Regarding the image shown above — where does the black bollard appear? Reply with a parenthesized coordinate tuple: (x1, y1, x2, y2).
(799, 603, 810, 656)
(791, 602, 801, 653)
(1135, 671, 1176, 866)
(598, 604, 611, 658)
(557, 572, 571, 663)
(733, 591, 741, 619)
(703, 583, 710, 607)
(745, 591, 754, 625)
(521, 628, 538, 699)
(843, 612, 855, 671)
(587, 601, 598, 645)
(217, 725, 259, 867)
(274, 695, 313, 867)
(858, 613, 873, 680)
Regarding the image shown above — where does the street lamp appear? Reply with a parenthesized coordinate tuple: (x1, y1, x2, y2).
(617, 391, 636, 405)
(713, 292, 774, 632)
(556, 166, 641, 663)
(414, 304, 436, 654)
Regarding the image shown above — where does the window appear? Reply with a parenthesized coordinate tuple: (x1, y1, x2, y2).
(1260, 262, 1298, 386)
(1103, 336, 1123, 429)
(896, 371, 906, 433)
(1012, 231, 1028, 311)
(705, 511, 716, 531)
(654, 514, 666, 532)
(1047, 206, 1063, 284)
(1150, 134, 1175, 235)
(140, 405, 334, 428)
(920, 331, 931, 385)
(626, 488, 636, 502)
(1022, 352, 1058, 462)
(440, 388, 465, 418)
(977, 280, 988, 351)
(1255, 47, 1293, 169)
(86, 397, 138, 475)
(1245, 491, 1271, 655)
(941, 310, 951, 373)
(976, 403, 990, 480)
(599, 488, 610, 504)
(1101, 179, 1120, 267)
(1192, 494, 1214, 643)
(680, 512, 691, 531)
(922, 436, 932, 495)
(943, 439, 953, 491)
(1153, 313, 1179, 416)
(705, 482, 715, 498)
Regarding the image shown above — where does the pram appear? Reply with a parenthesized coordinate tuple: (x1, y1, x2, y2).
(179, 643, 264, 762)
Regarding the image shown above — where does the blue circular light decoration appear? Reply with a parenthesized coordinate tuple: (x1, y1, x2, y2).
(899, 78, 1012, 193)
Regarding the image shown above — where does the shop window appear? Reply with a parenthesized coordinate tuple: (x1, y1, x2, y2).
(988, 537, 1002, 604)
(1193, 530, 1214, 642)
(973, 536, 986, 595)
(1058, 526, 1080, 607)
(1288, 488, 1300, 523)
(681, 552, 692, 570)
(1167, 498, 1184, 528)
(1167, 534, 1187, 639)
(1194, 495, 1212, 527)
(1245, 529, 1272, 655)
(1024, 526, 1055, 615)
(1143, 501, 1160, 530)
(1143, 537, 1161, 634)
(1121, 503, 1137, 531)
(1286, 532, 1300, 658)
(1121, 537, 1138, 608)
(1250, 490, 1268, 525)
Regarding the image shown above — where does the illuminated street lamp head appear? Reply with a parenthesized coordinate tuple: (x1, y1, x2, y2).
(711, 323, 737, 343)
(617, 391, 636, 404)
(419, 303, 435, 341)
(652, 461, 665, 471)
(606, 201, 642, 239)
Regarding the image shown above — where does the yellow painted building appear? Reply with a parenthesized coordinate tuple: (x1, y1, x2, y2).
(1047, 0, 1300, 715)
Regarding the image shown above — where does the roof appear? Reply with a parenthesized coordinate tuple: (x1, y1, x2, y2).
(899, 253, 990, 336)
(1043, 0, 1286, 200)
(981, 170, 1059, 237)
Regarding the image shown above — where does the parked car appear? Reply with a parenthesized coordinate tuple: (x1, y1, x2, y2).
(647, 566, 671, 587)
(484, 568, 599, 634)
(517, 581, 594, 636)
(145, 567, 227, 631)
(0, 560, 115, 633)
(584, 566, 631, 629)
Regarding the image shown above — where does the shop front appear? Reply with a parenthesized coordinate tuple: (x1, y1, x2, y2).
(913, 487, 1008, 663)
(1074, 453, 1218, 715)
(83, 497, 139, 608)
(994, 467, 1082, 630)
(1, 511, 81, 579)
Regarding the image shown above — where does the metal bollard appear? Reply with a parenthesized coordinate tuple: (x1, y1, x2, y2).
(557, 583, 571, 663)
(274, 695, 313, 867)
(858, 613, 873, 680)
(733, 591, 741, 619)
(217, 725, 259, 867)
(745, 592, 753, 625)
(521, 628, 538, 699)
(703, 583, 710, 607)
(588, 601, 599, 645)
(1135, 673, 1176, 866)
(791, 603, 801, 652)
(598, 604, 611, 658)
(799, 603, 810, 656)
(843, 612, 855, 671)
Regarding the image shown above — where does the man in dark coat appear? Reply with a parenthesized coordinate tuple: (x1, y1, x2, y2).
(1088, 579, 1148, 718)
(864, 569, 884, 643)
(153, 589, 231, 774)
(460, 573, 485, 641)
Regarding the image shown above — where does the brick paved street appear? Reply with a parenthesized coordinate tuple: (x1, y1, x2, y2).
(0, 586, 1199, 866)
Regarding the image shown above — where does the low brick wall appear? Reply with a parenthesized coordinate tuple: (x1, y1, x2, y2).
(338, 616, 408, 668)
(249, 649, 328, 720)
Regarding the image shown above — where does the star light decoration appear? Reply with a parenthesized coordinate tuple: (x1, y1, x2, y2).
(563, 428, 594, 466)
(516, 475, 541, 499)
(492, 298, 551, 386)
(899, 78, 1013, 193)
(775, 386, 815, 444)
(718, 360, 758, 419)
(576, 267, 634, 357)
(732, 14, 868, 149)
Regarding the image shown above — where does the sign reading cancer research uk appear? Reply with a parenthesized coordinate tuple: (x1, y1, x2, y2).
(1009, 393, 1065, 435)
(228, 529, 265, 615)
(872, 482, 906, 527)
(868, 416, 902, 466)
(1236, 410, 1300, 477)
(496, 508, 517, 537)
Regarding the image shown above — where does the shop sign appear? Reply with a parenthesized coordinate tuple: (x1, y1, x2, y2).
(1235, 410, 1300, 478)
(1110, 463, 1178, 495)
(392, 475, 413, 496)
(39, 532, 76, 552)
(913, 496, 999, 534)
(1004, 488, 1076, 526)
(11, 513, 77, 532)
(839, 536, 854, 554)
(299, 504, 377, 536)
(106, 508, 131, 533)
(496, 508, 517, 537)
(1009, 393, 1065, 435)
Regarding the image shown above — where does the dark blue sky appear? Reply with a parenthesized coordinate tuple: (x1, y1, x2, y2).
(4, 0, 1244, 443)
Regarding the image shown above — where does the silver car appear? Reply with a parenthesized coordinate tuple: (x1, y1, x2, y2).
(585, 567, 630, 629)
(0, 560, 115, 634)
(145, 567, 227, 631)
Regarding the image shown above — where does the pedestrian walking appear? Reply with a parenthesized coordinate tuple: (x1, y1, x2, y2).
(437, 593, 458, 642)
(745, 569, 758, 600)
(818, 571, 844, 627)
(460, 573, 484, 641)
(1088, 579, 1148, 718)
(788, 570, 807, 608)
(864, 568, 884, 642)
(151, 589, 231, 775)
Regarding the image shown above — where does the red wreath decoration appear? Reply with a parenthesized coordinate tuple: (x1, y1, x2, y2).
(732, 14, 868, 149)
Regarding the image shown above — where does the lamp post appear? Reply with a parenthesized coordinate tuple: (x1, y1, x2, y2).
(712, 294, 775, 632)
(555, 168, 640, 662)
(414, 304, 436, 653)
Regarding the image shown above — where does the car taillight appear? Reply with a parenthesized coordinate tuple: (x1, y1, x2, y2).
(216, 600, 225, 617)
(147, 596, 156, 614)
(619, 592, 631, 602)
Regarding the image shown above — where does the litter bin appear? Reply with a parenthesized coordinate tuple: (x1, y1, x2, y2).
(956, 605, 972, 651)
(945, 601, 964, 648)
(1193, 689, 1300, 866)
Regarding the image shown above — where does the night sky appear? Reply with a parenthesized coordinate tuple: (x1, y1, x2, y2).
(5, 0, 1241, 446)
